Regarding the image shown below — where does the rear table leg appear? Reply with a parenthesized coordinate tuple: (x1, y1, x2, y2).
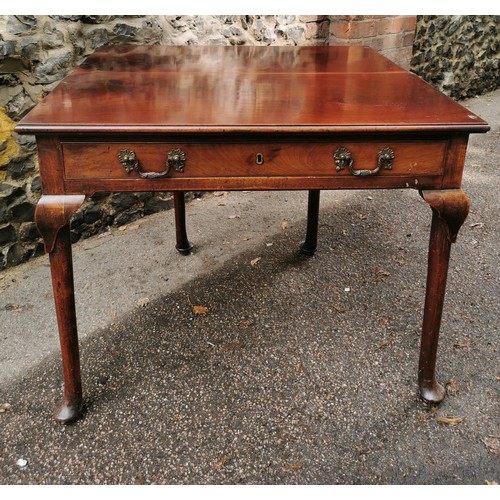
(35, 195, 85, 424)
(301, 189, 320, 255)
(419, 190, 470, 404)
(173, 191, 193, 254)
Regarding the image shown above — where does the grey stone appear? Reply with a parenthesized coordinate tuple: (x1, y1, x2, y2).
(42, 30, 66, 50)
(6, 242, 30, 266)
(169, 17, 189, 32)
(277, 16, 296, 25)
(223, 26, 243, 38)
(143, 195, 173, 215)
(12, 133, 36, 150)
(0, 223, 16, 245)
(0, 183, 24, 202)
(110, 192, 137, 212)
(0, 40, 16, 59)
(0, 58, 26, 73)
(67, 27, 86, 56)
(0, 74, 19, 87)
(70, 210, 84, 228)
(217, 15, 238, 25)
(19, 222, 39, 241)
(0, 203, 10, 224)
(112, 24, 139, 38)
(32, 241, 44, 257)
(83, 205, 104, 224)
(20, 39, 41, 62)
(285, 25, 305, 45)
(11, 201, 35, 222)
(5, 91, 36, 121)
(70, 230, 81, 244)
(137, 23, 164, 44)
(88, 28, 109, 50)
(114, 210, 142, 227)
(253, 19, 276, 45)
(241, 16, 253, 31)
(81, 16, 118, 24)
(80, 226, 101, 239)
(90, 192, 109, 202)
(7, 159, 36, 180)
(30, 175, 41, 194)
(49, 16, 83, 22)
(33, 51, 74, 84)
(7, 15, 37, 35)
(135, 192, 153, 202)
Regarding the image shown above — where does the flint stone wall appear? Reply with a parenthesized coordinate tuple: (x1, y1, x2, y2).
(411, 15, 500, 99)
(0, 14, 498, 269)
(0, 15, 329, 269)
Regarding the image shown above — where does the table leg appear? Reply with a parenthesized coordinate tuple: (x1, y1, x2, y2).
(35, 195, 85, 424)
(301, 189, 320, 255)
(173, 191, 193, 254)
(419, 189, 470, 404)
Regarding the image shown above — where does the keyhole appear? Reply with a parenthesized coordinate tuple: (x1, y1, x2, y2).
(256, 153, 264, 165)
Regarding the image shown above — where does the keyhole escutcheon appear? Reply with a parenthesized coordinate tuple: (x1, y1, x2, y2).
(256, 153, 264, 165)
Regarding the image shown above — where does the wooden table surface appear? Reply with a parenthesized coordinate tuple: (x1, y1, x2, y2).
(17, 45, 488, 134)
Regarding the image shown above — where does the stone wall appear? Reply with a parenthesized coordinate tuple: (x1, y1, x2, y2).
(0, 15, 329, 270)
(1, 14, 498, 270)
(411, 15, 500, 99)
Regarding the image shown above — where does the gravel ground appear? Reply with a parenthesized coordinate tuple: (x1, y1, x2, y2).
(0, 89, 498, 486)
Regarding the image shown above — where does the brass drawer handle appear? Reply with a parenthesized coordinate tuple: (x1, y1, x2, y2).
(118, 148, 186, 179)
(334, 147, 395, 176)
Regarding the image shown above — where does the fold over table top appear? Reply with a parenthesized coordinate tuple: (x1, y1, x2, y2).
(17, 45, 489, 135)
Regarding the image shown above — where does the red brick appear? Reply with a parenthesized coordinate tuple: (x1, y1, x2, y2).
(400, 16, 417, 32)
(328, 38, 354, 46)
(330, 20, 350, 39)
(305, 20, 330, 40)
(335, 15, 359, 21)
(402, 31, 416, 47)
(318, 20, 330, 39)
(380, 32, 405, 49)
(377, 15, 416, 35)
(350, 20, 378, 39)
(330, 19, 378, 40)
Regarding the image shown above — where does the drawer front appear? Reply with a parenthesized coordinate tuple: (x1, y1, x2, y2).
(62, 140, 446, 180)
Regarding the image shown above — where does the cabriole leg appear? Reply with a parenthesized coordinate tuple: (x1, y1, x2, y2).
(419, 189, 470, 404)
(35, 195, 85, 424)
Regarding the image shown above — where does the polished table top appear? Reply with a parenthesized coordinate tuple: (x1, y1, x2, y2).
(17, 45, 489, 135)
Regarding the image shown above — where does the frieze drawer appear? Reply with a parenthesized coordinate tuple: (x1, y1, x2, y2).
(62, 141, 447, 180)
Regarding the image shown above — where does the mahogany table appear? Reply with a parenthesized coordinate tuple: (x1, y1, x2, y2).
(16, 45, 489, 424)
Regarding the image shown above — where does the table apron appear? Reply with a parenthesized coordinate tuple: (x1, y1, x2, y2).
(58, 138, 454, 193)
(62, 175, 446, 193)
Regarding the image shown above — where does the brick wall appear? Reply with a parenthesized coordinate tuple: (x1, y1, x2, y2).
(329, 15, 417, 69)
